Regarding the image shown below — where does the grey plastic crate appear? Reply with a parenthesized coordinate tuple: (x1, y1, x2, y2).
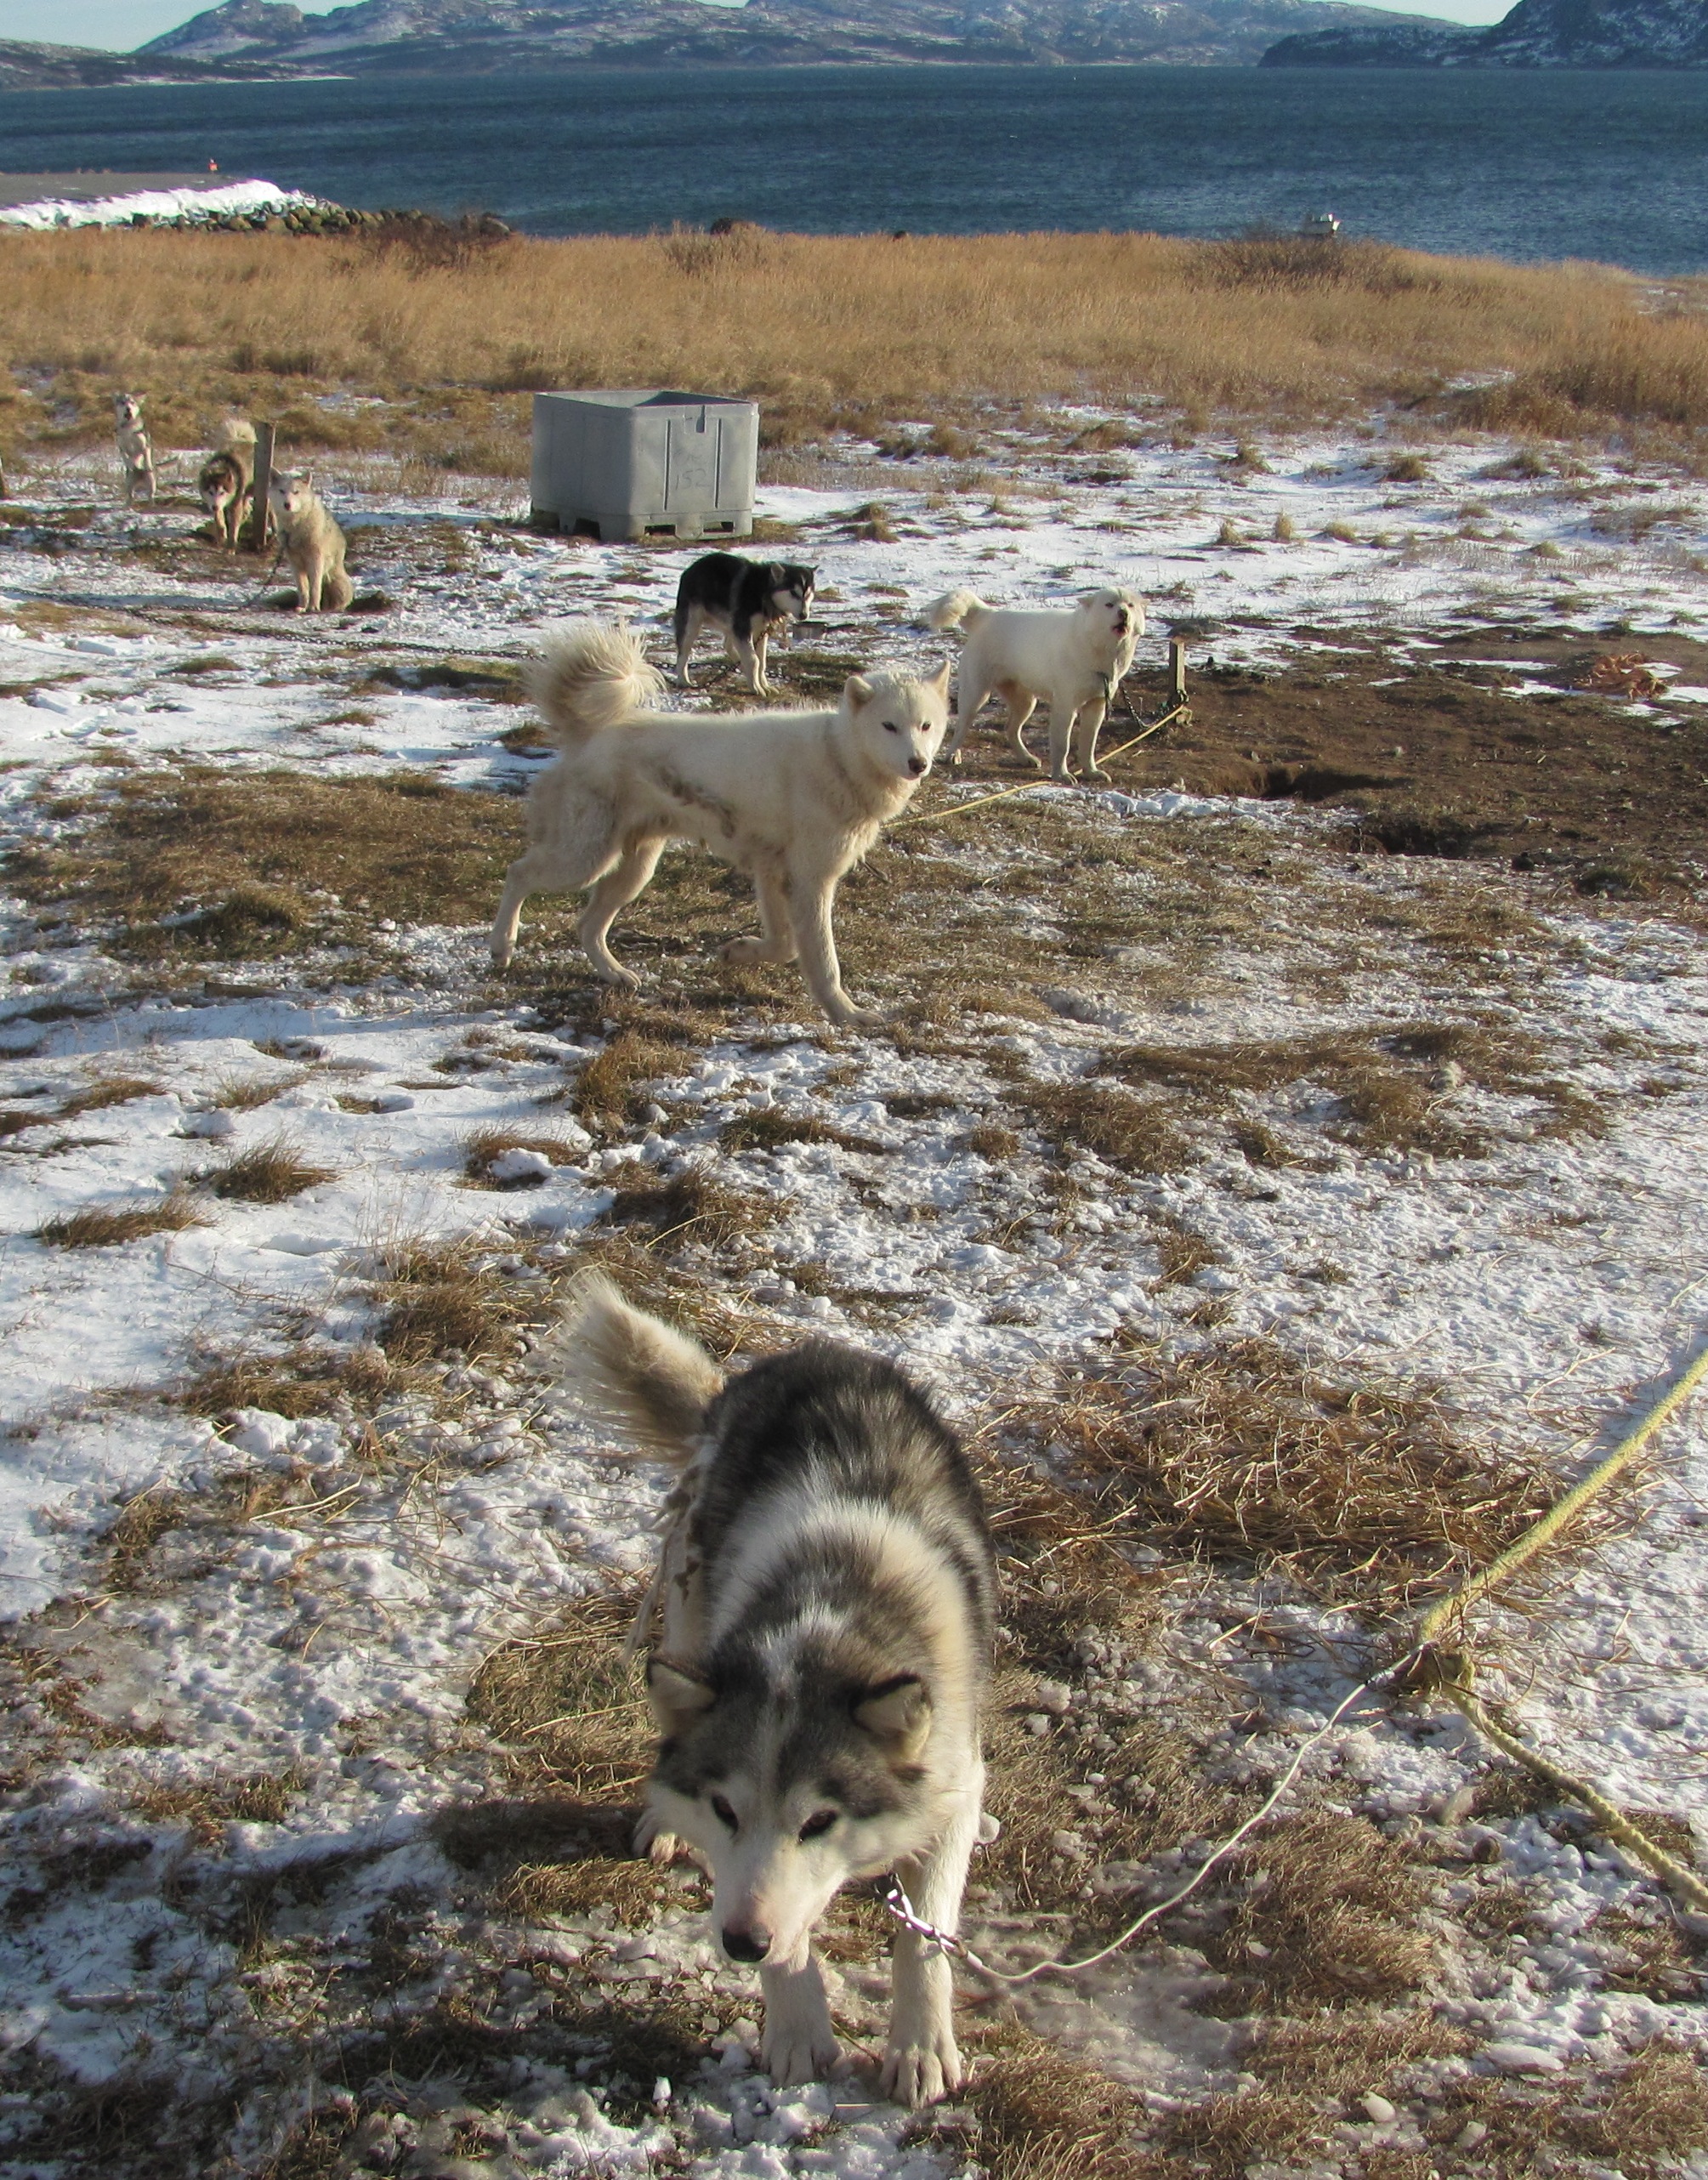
(530, 389, 758, 542)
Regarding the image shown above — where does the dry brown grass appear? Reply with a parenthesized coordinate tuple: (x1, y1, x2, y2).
(130, 1767, 305, 1844)
(1199, 1811, 1436, 2010)
(1153, 2011, 1469, 2178)
(468, 1585, 651, 1804)
(1413, 2042, 1708, 2180)
(6, 766, 514, 949)
(953, 2030, 1149, 2180)
(36, 1194, 206, 1248)
(210, 1070, 309, 1112)
(96, 1465, 304, 1592)
(460, 1124, 578, 1188)
(958, 1449, 1246, 1927)
(570, 1022, 706, 1132)
(196, 1138, 335, 1203)
(1020, 1081, 1194, 1175)
(1022, 1335, 1574, 1608)
(718, 1107, 887, 1154)
(55, 1074, 166, 1119)
(600, 1163, 775, 1252)
(3, 228, 1704, 467)
(179, 1340, 395, 1419)
(372, 1240, 516, 1362)
(1104, 1019, 1594, 1161)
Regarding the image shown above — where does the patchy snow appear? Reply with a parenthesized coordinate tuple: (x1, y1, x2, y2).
(1, 417, 1705, 2176)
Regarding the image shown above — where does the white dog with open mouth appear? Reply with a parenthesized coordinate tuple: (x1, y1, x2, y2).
(927, 587, 1145, 781)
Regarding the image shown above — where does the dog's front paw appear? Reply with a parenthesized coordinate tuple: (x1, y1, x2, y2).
(879, 2029, 963, 2108)
(760, 2015, 841, 2088)
(631, 1807, 678, 1862)
(830, 1003, 886, 1031)
(720, 935, 769, 964)
(1082, 765, 1112, 784)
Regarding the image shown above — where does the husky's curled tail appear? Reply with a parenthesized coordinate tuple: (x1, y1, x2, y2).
(925, 588, 994, 635)
(527, 622, 667, 747)
(560, 1271, 725, 1455)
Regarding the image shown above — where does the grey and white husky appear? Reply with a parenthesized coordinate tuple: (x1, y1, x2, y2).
(673, 551, 816, 695)
(112, 393, 156, 506)
(564, 1275, 997, 2106)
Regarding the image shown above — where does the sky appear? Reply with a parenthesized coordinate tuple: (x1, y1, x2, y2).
(9, 0, 1512, 53)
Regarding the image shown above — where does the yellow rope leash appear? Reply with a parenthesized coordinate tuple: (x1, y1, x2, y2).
(893, 701, 1190, 832)
(1418, 1341, 1708, 1650)
(1413, 1339, 1708, 1913)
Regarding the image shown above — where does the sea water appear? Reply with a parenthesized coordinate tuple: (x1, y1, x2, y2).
(3, 64, 1707, 271)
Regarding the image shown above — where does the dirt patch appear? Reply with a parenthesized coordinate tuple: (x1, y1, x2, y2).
(1101, 640, 1708, 897)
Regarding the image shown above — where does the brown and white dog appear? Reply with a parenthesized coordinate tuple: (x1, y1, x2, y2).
(199, 417, 257, 548)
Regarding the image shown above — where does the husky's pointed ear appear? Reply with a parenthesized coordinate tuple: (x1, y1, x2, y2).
(854, 1674, 932, 1759)
(844, 673, 874, 708)
(926, 660, 952, 697)
(646, 1655, 715, 1734)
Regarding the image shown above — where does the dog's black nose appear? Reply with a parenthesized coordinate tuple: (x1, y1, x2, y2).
(908, 756, 928, 776)
(722, 1925, 771, 1963)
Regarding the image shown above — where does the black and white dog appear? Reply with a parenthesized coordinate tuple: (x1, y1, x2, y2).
(564, 1275, 996, 2105)
(673, 551, 816, 697)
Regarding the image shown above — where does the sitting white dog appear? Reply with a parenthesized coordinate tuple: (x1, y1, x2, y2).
(927, 587, 1144, 782)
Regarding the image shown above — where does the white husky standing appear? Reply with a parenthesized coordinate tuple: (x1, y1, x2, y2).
(928, 587, 1145, 782)
(490, 622, 950, 1028)
(112, 393, 156, 506)
(562, 1275, 997, 2105)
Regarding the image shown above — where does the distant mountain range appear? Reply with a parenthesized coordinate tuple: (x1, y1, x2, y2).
(1263, 0, 1708, 62)
(1, 0, 1699, 88)
(1, 0, 1451, 83)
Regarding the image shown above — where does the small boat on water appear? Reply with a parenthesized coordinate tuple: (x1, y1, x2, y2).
(1300, 209, 1342, 237)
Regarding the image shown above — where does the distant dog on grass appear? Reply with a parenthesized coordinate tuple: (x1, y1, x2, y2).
(928, 586, 1144, 782)
(267, 471, 353, 612)
(490, 620, 949, 1028)
(673, 551, 816, 695)
(199, 417, 257, 549)
(561, 1273, 996, 2104)
(112, 393, 156, 507)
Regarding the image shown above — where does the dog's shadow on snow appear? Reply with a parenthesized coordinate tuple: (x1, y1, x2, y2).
(432, 1794, 700, 1927)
